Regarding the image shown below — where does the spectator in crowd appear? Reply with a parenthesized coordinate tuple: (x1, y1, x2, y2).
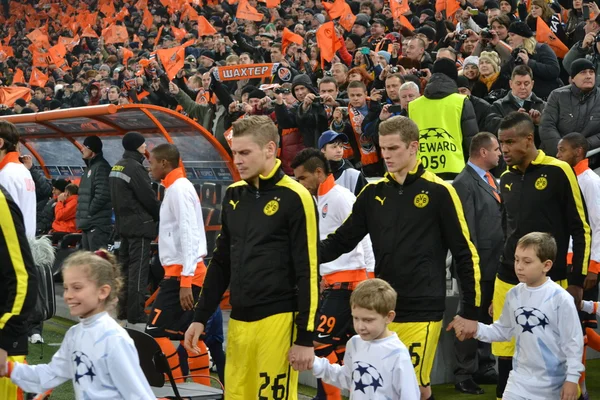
(563, 12, 600, 81)
(472, 51, 510, 103)
(408, 58, 479, 179)
(51, 183, 79, 237)
(486, 65, 545, 144)
(37, 179, 70, 236)
(18, 155, 52, 235)
(456, 77, 492, 134)
(0, 185, 37, 400)
(540, 59, 600, 156)
(452, 132, 503, 395)
(504, 21, 562, 100)
(110, 132, 160, 326)
(297, 75, 341, 149)
(76, 135, 112, 251)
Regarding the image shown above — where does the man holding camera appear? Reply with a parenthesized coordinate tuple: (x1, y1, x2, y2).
(486, 65, 545, 145)
(563, 11, 600, 81)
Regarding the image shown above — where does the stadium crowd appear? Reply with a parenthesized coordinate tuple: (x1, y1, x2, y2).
(2, 0, 600, 399)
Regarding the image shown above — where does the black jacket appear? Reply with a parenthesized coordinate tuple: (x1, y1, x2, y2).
(320, 163, 481, 322)
(0, 185, 37, 356)
(499, 151, 590, 286)
(471, 74, 510, 104)
(486, 92, 545, 144)
(540, 84, 600, 156)
(469, 95, 492, 132)
(453, 164, 503, 282)
(109, 150, 159, 239)
(76, 152, 112, 231)
(37, 198, 56, 235)
(194, 161, 319, 346)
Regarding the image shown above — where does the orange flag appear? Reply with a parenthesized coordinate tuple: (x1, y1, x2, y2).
(180, 4, 199, 21)
(446, 0, 461, 18)
(323, 0, 346, 19)
(133, 34, 143, 45)
(317, 22, 342, 67)
(236, 0, 264, 22)
(197, 16, 217, 36)
(29, 67, 49, 88)
(143, 8, 154, 30)
(26, 29, 51, 50)
(82, 26, 99, 38)
(339, 3, 357, 32)
(171, 26, 187, 41)
(155, 25, 164, 47)
(12, 69, 25, 84)
(0, 46, 13, 58)
(135, 0, 148, 10)
(103, 25, 129, 44)
(32, 50, 49, 67)
(263, 0, 280, 7)
(398, 14, 415, 31)
(0, 87, 32, 107)
(156, 40, 194, 80)
(281, 27, 303, 53)
(122, 48, 134, 65)
(390, 0, 410, 18)
(536, 17, 568, 58)
(48, 43, 67, 66)
(100, 0, 116, 17)
(435, 0, 445, 12)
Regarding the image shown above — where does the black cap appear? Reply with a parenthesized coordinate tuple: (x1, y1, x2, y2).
(354, 19, 370, 28)
(29, 98, 43, 110)
(456, 76, 471, 89)
(52, 179, 70, 192)
(570, 58, 596, 78)
(14, 98, 26, 107)
(484, 0, 500, 10)
(433, 57, 458, 81)
(416, 26, 436, 42)
(508, 21, 533, 38)
(347, 33, 362, 48)
(122, 131, 146, 151)
(83, 135, 103, 153)
(248, 89, 267, 100)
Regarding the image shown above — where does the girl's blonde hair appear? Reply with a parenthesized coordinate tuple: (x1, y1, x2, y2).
(62, 250, 124, 307)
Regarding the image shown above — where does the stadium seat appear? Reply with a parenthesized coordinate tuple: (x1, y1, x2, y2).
(125, 328, 223, 400)
(200, 183, 221, 207)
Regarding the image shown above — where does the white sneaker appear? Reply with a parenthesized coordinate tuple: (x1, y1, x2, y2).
(29, 334, 44, 344)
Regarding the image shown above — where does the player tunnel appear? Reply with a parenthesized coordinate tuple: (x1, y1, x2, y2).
(1, 104, 238, 257)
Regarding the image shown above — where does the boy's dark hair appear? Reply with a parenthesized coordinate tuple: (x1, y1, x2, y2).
(290, 148, 332, 175)
(347, 80, 367, 91)
(561, 132, 589, 155)
(517, 232, 557, 263)
(65, 184, 79, 196)
(0, 120, 20, 153)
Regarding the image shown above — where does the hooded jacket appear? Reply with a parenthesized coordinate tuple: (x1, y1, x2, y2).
(76, 152, 112, 231)
(295, 74, 331, 148)
(109, 150, 159, 239)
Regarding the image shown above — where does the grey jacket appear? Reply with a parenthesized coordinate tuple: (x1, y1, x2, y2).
(562, 42, 600, 82)
(540, 84, 600, 156)
(486, 92, 545, 140)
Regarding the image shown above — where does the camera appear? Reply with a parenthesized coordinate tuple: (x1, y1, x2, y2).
(390, 67, 399, 73)
(325, 70, 333, 77)
(480, 28, 494, 40)
(336, 106, 348, 116)
(297, 48, 303, 53)
(513, 48, 527, 65)
(274, 87, 290, 94)
(236, 103, 244, 111)
(414, 70, 425, 78)
(457, 33, 468, 41)
(313, 95, 322, 103)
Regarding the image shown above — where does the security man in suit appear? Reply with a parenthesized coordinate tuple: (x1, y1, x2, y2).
(452, 132, 503, 395)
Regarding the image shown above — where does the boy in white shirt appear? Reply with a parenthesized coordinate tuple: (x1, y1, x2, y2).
(311, 278, 420, 399)
(449, 232, 583, 400)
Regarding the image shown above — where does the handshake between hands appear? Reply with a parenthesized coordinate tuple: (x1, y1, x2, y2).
(446, 316, 479, 341)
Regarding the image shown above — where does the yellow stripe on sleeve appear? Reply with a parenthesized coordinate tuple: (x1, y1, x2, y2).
(0, 190, 29, 330)
(277, 176, 319, 332)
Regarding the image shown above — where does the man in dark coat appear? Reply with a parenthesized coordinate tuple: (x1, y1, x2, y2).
(76, 135, 112, 251)
(110, 132, 160, 324)
(452, 132, 504, 395)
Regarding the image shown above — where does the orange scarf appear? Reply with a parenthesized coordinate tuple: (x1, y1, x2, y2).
(480, 72, 500, 91)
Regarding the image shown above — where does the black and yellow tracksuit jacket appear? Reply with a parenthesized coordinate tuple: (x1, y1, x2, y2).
(499, 151, 591, 286)
(0, 185, 37, 356)
(321, 162, 482, 322)
(194, 160, 319, 346)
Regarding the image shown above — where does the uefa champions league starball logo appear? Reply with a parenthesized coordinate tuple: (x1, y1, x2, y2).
(72, 351, 96, 385)
(353, 361, 384, 394)
(514, 306, 550, 333)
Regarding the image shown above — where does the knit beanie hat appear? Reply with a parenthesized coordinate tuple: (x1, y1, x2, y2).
(479, 51, 501, 73)
(248, 89, 267, 100)
(52, 179, 70, 192)
(378, 51, 391, 64)
(508, 21, 533, 38)
(83, 135, 103, 153)
(570, 58, 596, 78)
(122, 131, 146, 151)
(433, 57, 458, 81)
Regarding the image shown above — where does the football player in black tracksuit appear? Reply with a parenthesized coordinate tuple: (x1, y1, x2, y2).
(320, 116, 481, 400)
(109, 132, 160, 324)
(185, 116, 319, 400)
(0, 185, 37, 400)
(492, 112, 591, 399)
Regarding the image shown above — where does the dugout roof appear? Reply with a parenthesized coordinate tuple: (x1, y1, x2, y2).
(1, 104, 238, 185)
